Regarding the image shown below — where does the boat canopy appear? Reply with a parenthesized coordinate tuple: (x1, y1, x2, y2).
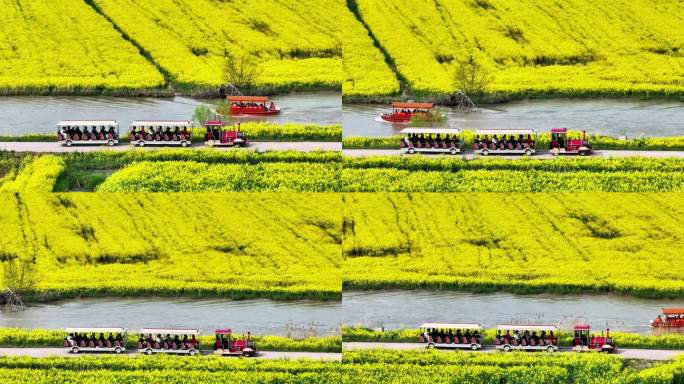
(663, 308, 684, 315)
(227, 96, 269, 102)
(392, 102, 433, 109)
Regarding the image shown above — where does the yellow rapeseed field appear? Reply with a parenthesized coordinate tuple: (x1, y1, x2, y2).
(92, 0, 344, 91)
(0, 0, 165, 94)
(343, 193, 684, 297)
(0, 193, 341, 299)
(352, 0, 684, 97)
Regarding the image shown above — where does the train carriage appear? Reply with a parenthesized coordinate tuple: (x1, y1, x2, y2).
(58, 120, 119, 147)
(400, 128, 462, 155)
(129, 121, 192, 147)
(495, 325, 559, 352)
(419, 323, 484, 350)
(64, 327, 127, 354)
(137, 328, 200, 356)
(473, 129, 537, 156)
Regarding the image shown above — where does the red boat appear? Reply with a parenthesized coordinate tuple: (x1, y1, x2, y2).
(227, 96, 280, 116)
(381, 102, 433, 123)
(651, 308, 684, 328)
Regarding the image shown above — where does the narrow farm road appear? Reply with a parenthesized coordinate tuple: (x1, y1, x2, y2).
(342, 342, 684, 361)
(343, 149, 684, 158)
(0, 348, 341, 360)
(0, 142, 340, 153)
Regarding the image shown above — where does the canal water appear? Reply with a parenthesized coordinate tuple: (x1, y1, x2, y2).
(343, 98, 684, 138)
(1, 291, 681, 336)
(0, 91, 341, 136)
(0, 297, 341, 337)
(343, 290, 684, 335)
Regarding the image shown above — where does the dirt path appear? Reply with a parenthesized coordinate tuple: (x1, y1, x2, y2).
(343, 149, 684, 158)
(0, 142, 340, 153)
(0, 347, 340, 360)
(342, 342, 684, 361)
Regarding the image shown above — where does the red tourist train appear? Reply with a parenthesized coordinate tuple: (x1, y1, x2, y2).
(651, 308, 684, 329)
(419, 323, 619, 353)
(64, 327, 259, 357)
(401, 127, 593, 156)
(381, 102, 434, 123)
(227, 96, 280, 116)
(213, 329, 257, 357)
(550, 128, 593, 156)
(204, 121, 248, 147)
(571, 325, 617, 353)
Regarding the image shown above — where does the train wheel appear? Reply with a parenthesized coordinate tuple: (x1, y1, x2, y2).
(546, 346, 555, 353)
(408, 147, 415, 154)
(71, 347, 79, 354)
(138, 141, 145, 148)
(181, 141, 188, 148)
(189, 349, 197, 356)
(503, 345, 511, 352)
(471, 344, 478, 351)
(481, 149, 489, 156)
(114, 347, 122, 354)
(450, 147, 458, 155)
(108, 140, 115, 147)
(427, 343, 434, 349)
(145, 348, 153, 355)
(525, 149, 532, 156)
(65, 140, 73, 147)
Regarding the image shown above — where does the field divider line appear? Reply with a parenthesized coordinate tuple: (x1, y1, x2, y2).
(82, 0, 174, 90)
(345, 0, 406, 92)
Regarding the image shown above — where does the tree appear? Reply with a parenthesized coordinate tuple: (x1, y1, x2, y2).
(3, 257, 37, 295)
(192, 104, 214, 127)
(222, 54, 260, 91)
(453, 53, 493, 99)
